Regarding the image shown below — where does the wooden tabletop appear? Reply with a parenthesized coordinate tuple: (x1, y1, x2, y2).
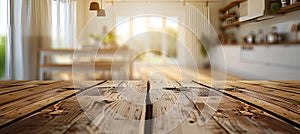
(0, 80, 299, 133)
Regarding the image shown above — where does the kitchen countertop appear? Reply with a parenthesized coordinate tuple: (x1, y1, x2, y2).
(0, 80, 299, 133)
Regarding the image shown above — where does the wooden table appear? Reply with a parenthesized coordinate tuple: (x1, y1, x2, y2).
(0, 80, 299, 133)
(39, 48, 131, 80)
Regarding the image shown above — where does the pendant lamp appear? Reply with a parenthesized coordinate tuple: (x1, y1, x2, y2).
(90, 1, 99, 11)
(97, 0, 106, 16)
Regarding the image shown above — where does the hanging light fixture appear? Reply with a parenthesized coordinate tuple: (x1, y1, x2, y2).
(97, 0, 106, 16)
(90, 1, 100, 11)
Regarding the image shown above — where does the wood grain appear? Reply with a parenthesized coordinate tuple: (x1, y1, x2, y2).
(228, 82, 300, 114)
(194, 80, 300, 127)
(190, 80, 300, 133)
(0, 81, 71, 105)
(69, 80, 146, 133)
(0, 80, 299, 133)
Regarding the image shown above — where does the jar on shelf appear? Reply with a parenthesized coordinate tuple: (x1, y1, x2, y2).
(290, 0, 297, 4)
(266, 26, 279, 44)
(247, 31, 256, 44)
(256, 29, 265, 44)
(281, 0, 288, 7)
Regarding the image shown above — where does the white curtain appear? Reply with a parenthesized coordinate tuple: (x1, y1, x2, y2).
(76, 0, 91, 39)
(11, 0, 27, 80)
(184, 2, 209, 67)
(52, 0, 77, 48)
(11, 0, 52, 80)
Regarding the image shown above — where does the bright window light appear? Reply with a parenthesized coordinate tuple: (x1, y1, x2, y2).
(149, 17, 162, 29)
(132, 17, 146, 35)
(166, 17, 178, 29)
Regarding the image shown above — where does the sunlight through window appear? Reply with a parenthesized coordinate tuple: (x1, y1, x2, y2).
(133, 17, 146, 35)
(149, 17, 162, 29)
(115, 16, 179, 64)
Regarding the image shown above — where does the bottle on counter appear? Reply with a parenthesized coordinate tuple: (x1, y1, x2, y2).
(290, 0, 297, 4)
(247, 31, 256, 44)
(281, 0, 288, 7)
(257, 29, 265, 44)
(266, 26, 279, 44)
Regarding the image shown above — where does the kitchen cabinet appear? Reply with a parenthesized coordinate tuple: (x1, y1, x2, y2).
(220, 1, 300, 30)
(211, 45, 300, 80)
(239, 0, 265, 22)
(240, 44, 300, 68)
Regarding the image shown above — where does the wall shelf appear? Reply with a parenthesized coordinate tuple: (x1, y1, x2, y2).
(219, 13, 236, 21)
(278, 2, 300, 14)
(220, 2, 300, 31)
(243, 42, 300, 45)
(221, 21, 241, 30)
(222, 42, 300, 46)
(219, 0, 247, 13)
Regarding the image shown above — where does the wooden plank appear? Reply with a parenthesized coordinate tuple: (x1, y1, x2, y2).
(0, 81, 71, 105)
(219, 13, 236, 21)
(241, 81, 300, 94)
(150, 81, 227, 134)
(213, 96, 300, 134)
(230, 81, 300, 101)
(189, 81, 300, 133)
(0, 87, 71, 116)
(0, 81, 26, 85)
(221, 21, 241, 30)
(0, 84, 38, 95)
(227, 82, 300, 115)
(64, 115, 105, 134)
(240, 80, 284, 85)
(0, 80, 109, 133)
(273, 80, 300, 85)
(271, 81, 300, 89)
(14, 80, 58, 85)
(220, 89, 300, 126)
(278, 2, 300, 14)
(0, 90, 79, 127)
(1, 80, 300, 133)
(0, 80, 56, 87)
(65, 80, 145, 133)
(196, 80, 300, 126)
(0, 97, 83, 133)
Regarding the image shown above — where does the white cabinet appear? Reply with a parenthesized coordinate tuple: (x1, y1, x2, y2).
(239, 0, 265, 22)
(240, 45, 300, 68)
(211, 45, 300, 80)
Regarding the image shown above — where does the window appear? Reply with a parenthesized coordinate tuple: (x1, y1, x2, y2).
(116, 16, 131, 45)
(115, 16, 178, 64)
(51, 0, 76, 48)
(0, 0, 8, 79)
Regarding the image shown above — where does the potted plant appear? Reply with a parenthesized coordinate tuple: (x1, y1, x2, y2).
(103, 31, 118, 50)
(0, 36, 6, 79)
(198, 35, 210, 69)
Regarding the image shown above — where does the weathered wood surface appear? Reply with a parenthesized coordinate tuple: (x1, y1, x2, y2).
(0, 80, 299, 134)
(197, 80, 300, 127)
